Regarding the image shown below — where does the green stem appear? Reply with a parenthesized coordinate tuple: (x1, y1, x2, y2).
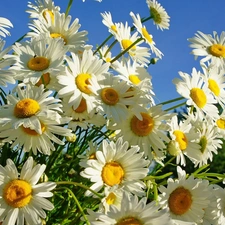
(93, 34, 113, 55)
(103, 39, 117, 57)
(155, 156, 176, 175)
(143, 172, 173, 181)
(158, 96, 184, 106)
(65, 0, 74, 17)
(165, 102, 186, 112)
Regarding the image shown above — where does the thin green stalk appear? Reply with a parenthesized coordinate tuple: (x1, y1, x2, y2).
(103, 39, 117, 57)
(143, 172, 173, 181)
(93, 34, 113, 55)
(65, 0, 74, 17)
(155, 156, 176, 175)
(165, 101, 186, 112)
(158, 96, 184, 106)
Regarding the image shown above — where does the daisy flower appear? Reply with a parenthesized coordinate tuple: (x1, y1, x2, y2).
(101, 11, 118, 35)
(114, 104, 172, 160)
(97, 45, 113, 63)
(86, 193, 172, 225)
(146, 0, 170, 30)
(168, 115, 200, 166)
(80, 137, 150, 197)
(0, 84, 62, 134)
(11, 37, 67, 85)
(215, 109, 225, 137)
(26, 0, 60, 21)
(0, 157, 56, 225)
(27, 11, 88, 53)
(0, 39, 17, 87)
(158, 166, 211, 224)
(57, 49, 109, 112)
(0, 117, 72, 155)
(114, 22, 151, 66)
(188, 31, 225, 68)
(0, 17, 13, 37)
(130, 11, 163, 58)
(173, 67, 219, 119)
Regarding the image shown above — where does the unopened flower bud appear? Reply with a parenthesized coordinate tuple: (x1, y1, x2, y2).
(66, 133, 77, 143)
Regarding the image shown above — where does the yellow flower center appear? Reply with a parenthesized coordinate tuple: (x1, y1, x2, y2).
(105, 57, 111, 62)
(22, 123, 46, 135)
(27, 56, 50, 71)
(209, 44, 225, 58)
(121, 39, 136, 50)
(208, 79, 220, 96)
(216, 118, 225, 129)
(129, 75, 141, 85)
(101, 87, 119, 105)
(102, 161, 124, 186)
(199, 136, 207, 153)
(75, 73, 92, 94)
(35, 73, 51, 87)
(50, 33, 67, 45)
(150, 7, 162, 24)
(130, 113, 154, 136)
(111, 25, 117, 33)
(173, 130, 188, 150)
(190, 88, 207, 108)
(168, 187, 192, 215)
(74, 98, 87, 113)
(116, 217, 142, 225)
(106, 192, 116, 205)
(42, 10, 54, 23)
(89, 153, 96, 160)
(141, 27, 153, 43)
(14, 98, 40, 118)
(3, 180, 32, 208)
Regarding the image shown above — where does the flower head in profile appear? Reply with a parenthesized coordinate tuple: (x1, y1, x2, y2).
(0, 17, 13, 37)
(0, 157, 56, 225)
(146, 0, 170, 30)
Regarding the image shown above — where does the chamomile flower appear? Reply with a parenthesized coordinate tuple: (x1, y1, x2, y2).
(57, 49, 109, 112)
(86, 193, 172, 225)
(0, 84, 62, 134)
(146, 0, 170, 30)
(0, 117, 72, 155)
(0, 157, 56, 225)
(188, 31, 225, 68)
(114, 22, 151, 66)
(101, 11, 118, 35)
(158, 166, 210, 224)
(130, 12, 163, 58)
(80, 137, 150, 197)
(11, 37, 67, 85)
(27, 11, 88, 53)
(114, 104, 172, 160)
(168, 115, 200, 166)
(173, 67, 219, 119)
(0, 17, 13, 37)
(97, 45, 113, 63)
(215, 109, 225, 137)
(26, 0, 60, 21)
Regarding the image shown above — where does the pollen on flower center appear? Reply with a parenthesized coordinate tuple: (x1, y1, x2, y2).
(208, 79, 220, 96)
(22, 123, 46, 135)
(106, 192, 116, 205)
(168, 187, 192, 215)
(173, 130, 188, 150)
(75, 73, 92, 94)
(14, 98, 40, 118)
(116, 216, 143, 225)
(199, 136, 207, 153)
(35, 73, 51, 87)
(50, 33, 67, 45)
(141, 27, 153, 43)
(121, 39, 136, 50)
(130, 112, 154, 136)
(3, 179, 32, 208)
(129, 75, 141, 85)
(150, 7, 162, 24)
(27, 56, 50, 71)
(102, 161, 124, 186)
(190, 87, 207, 108)
(216, 118, 225, 129)
(209, 44, 225, 58)
(101, 87, 119, 105)
(74, 98, 87, 113)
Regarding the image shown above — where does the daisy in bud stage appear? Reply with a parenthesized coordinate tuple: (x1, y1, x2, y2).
(130, 12, 163, 58)
(0, 84, 62, 134)
(80, 137, 150, 197)
(0, 157, 56, 225)
(11, 37, 67, 85)
(146, 0, 170, 30)
(26, 0, 60, 21)
(173, 67, 219, 119)
(0, 17, 13, 37)
(86, 192, 172, 225)
(27, 11, 88, 53)
(158, 166, 210, 224)
(188, 31, 225, 68)
(57, 49, 109, 113)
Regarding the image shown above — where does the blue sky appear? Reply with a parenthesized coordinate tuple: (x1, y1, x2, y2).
(0, 0, 225, 106)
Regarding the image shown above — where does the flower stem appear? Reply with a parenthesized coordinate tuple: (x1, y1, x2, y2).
(65, 0, 74, 17)
(158, 96, 185, 106)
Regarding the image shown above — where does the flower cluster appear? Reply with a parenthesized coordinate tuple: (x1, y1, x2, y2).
(0, 0, 225, 224)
